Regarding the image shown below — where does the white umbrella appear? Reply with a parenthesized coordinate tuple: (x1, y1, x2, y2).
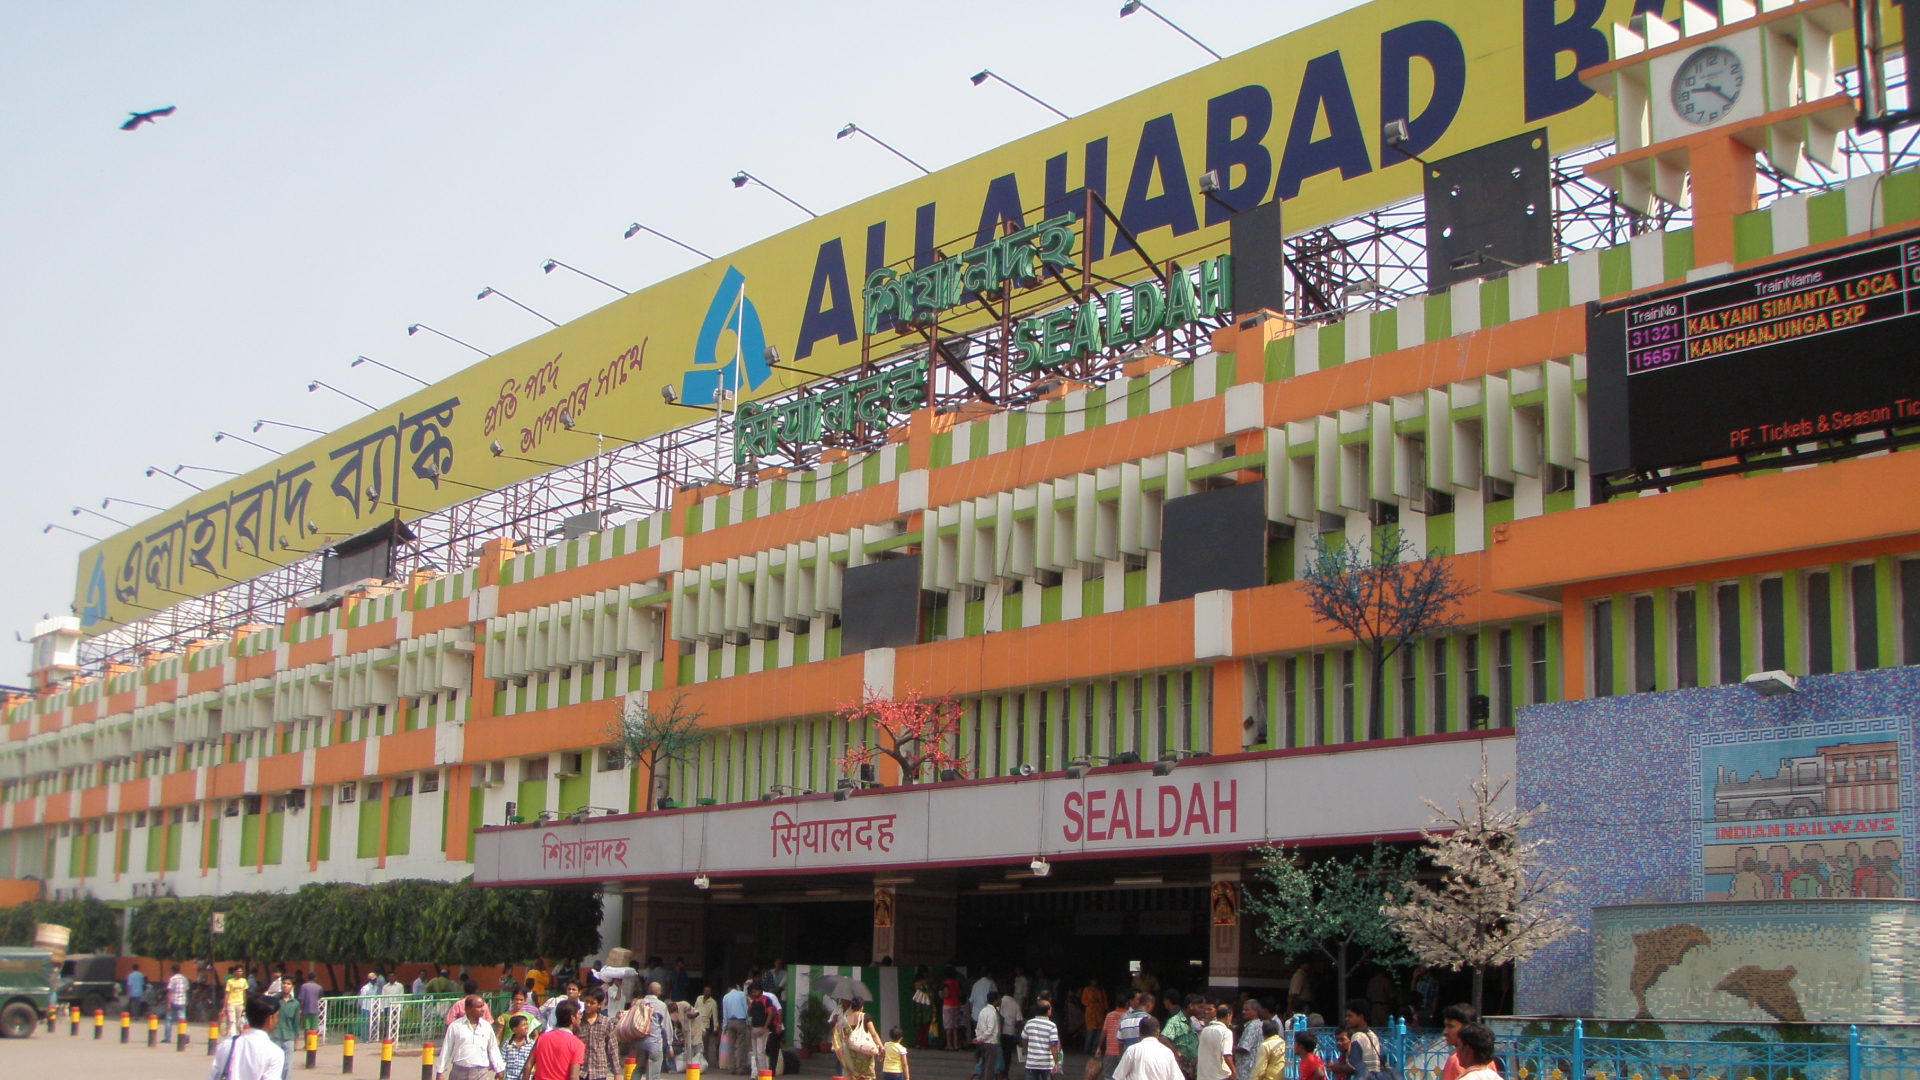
(811, 975, 873, 1002)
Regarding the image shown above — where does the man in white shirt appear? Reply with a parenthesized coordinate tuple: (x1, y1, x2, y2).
(970, 972, 997, 1019)
(439, 996, 507, 1080)
(210, 995, 286, 1080)
(997, 991, 1023, 1078)
(974, 991, 1003, 1080)
(1196, 1005, 1235, 1080)
(1114, 1017, 1181, 1080)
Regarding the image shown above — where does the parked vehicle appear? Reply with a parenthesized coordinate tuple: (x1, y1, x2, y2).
(0, 948, 56, 1037)
(55, 954, 122, 1019)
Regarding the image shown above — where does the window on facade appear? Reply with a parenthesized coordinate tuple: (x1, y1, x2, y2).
(1759, 576, 1786, 673)
(1464, 633, 1482, 727)
(1311, 653, 1327, 745)
(1592, 599, 1615, 697)
(1852, 564, 1880, 670)
(1807, 571, 1833, 675)
(1716, 584, 1742, 684)
(1180, 671, 1194, 751)
(1497, 629, 1514, 727)
(1632, 594, 1656, 693)
(1283, 657, 1298, 749)
(1431, 638, 1449, 726)
(1341, 651, 1356, 737)
(1130, 677, 1145, 756)
(1903, 559, 1920, 665)
(1106, 680, 1119, 758)
(1530, 623, 1549, 704)
(1400, 649, 1417, 736)
(523, 756, 549, 782)
(1673, 589, 1698, 688)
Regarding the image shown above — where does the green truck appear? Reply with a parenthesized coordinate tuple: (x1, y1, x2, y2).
(0, 947, 55, 1037)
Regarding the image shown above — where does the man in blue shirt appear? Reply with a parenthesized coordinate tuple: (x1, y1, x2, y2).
(721, 980, 752, 1075)
(126, 968, 148, 1019)
(1116, 993, 1150, 1057)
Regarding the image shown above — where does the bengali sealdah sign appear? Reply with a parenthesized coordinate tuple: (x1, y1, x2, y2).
(78, 0, 1694, 633)
(732, 212, 1232, 464)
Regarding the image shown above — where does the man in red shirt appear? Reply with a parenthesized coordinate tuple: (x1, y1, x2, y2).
(943, 971, 966, 1052)
(531, 1001, 586, 1080)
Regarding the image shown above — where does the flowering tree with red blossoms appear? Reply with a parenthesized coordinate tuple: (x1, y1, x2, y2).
(836, 686, 972, 785)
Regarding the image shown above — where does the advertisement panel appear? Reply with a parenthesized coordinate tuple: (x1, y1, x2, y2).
(79, 0, 1657, 632)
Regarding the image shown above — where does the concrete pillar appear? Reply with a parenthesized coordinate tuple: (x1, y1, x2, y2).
(1207, 854, 1285, 993)
(871, 886, 955, 968)
(625, 889, 706, 975)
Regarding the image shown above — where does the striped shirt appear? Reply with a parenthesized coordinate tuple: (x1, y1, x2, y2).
(1023, 1017, 1060, 1072)
(168, 974, 189, 1007)
(502, 1038, 534, 1080)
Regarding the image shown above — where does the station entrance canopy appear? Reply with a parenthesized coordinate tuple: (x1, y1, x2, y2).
(471, 735, 1513, 885)
(78, 0, 1739, 632)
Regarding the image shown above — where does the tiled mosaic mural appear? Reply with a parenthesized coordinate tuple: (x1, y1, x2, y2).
(1515, 667, 1920, 1017)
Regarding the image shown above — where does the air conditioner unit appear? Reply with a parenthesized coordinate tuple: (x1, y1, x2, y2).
(338, 783, 357, 804)
(481, 761, 506, 788)
(555, 752, 584, 778)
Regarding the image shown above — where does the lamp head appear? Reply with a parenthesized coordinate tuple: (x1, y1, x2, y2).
(623, 223, 642, 240)
(69, 508, 80, 516)
(214, 433, 226, 442)
(1197, 169, 1221, 194)
(307, 382, 320, 393)
(693, 874, 711, 890)
(40, 525, 50, 534)
(541, 260, 558, 274)
(476, 287, 494, 301)
(763, 345, 781, 366)
(1030, 858, 1051, 878)
(407, 324, 422, 336)
(970, 70, 990, 86)
(660, 384, 678, 404)
(252, 421, 265, 433)
(144, 468, 157, 478)
(731, 172, 750, 188)
(559, 411, 576, 431)
(837, 123, 857, 139)
(1120, 0, 1142, 15)
(1151, 755, 1178, 777)
(1382, 118, 1410, 147)
(489, 440, 505, 458)
(352, 356, 369, 368)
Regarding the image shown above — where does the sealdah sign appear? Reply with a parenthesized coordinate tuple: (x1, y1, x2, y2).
(1061, 779, 1240, 843)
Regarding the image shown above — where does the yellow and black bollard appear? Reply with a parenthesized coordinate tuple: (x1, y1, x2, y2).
(421, 1042, 435, 1080)
(179, 1021, 190, 1051)
(69, 1006, 78, 1036)
(93, 1009, 104, 1039)
(378, 1038, 394, 1080)
(342, 1033, 355, 1074)
(120, 1011, 131, 1043)
(209, 1021, 221, 1055)
(624, 1057, 637, 1080)
(149, 1012, 160, 1047)
(307, 1028, 319, 1070)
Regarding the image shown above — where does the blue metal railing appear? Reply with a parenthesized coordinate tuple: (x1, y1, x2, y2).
(1280, 1018, 1919, 1080)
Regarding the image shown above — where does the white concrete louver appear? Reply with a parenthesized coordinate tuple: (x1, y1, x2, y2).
(485, 583, 662, 681)
(399, 628, 473, 699)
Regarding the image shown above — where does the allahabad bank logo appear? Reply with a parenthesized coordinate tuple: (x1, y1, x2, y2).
(680, 266, 772, 407)
(80, 552, 108, 629)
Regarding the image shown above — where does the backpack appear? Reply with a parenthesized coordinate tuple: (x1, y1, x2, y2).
(1358, 1031, 1399, 1080)
(617, 1002, 652, 1042)
(749, 996, 769, 1028)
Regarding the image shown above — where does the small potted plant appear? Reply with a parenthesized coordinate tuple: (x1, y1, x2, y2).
(799, 994, 830, 1060)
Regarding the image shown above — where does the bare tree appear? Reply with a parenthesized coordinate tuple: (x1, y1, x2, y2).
(1380, 751, 1576, 1012)
(1299, 526, 1473, 740)
(606, 690, 705, 811)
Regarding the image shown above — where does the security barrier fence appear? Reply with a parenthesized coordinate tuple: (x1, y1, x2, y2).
(314, 993, 511, 1049)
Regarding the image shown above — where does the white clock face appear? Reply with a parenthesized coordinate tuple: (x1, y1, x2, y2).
(1670, 45, 1744, 127)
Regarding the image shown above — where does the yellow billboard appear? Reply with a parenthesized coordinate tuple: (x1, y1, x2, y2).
(77, 0, 1682, 633)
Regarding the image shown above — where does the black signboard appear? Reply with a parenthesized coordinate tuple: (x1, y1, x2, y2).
(1588, 229, 1920, 476)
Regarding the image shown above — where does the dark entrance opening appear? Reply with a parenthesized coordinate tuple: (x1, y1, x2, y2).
(956, 885, 1211, 1016)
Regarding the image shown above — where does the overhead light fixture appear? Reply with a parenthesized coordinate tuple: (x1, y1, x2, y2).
(1064, 757, 1091, 780)
(1116, 0, 1222, 60)
(560, 411, 577, 431)
(729, 170, 818, 217)
(1114, 873, 1164, 887)
(1197, 170, 1221, 193)
(1744, 670, 1800, 697)
(836, 123, 857, 139)
(1112, 751, 1142, 766)
(978, 881, 1023, 892)
(660, 384, 678, 404)
(489, 440, 505, 458)
(967, 69, 1072, 120)
(874, 874, 915, 886)
(1030, 858, 1051, 878)
(805, 888, 843, 897)
(693, 874, 711, 890)
(1152, 756, 1177, 777)
(764, 345, 782, 366)
(541, 258, 629, 295)
(623, 222, 714, 260)
(406, 323, 491, 357)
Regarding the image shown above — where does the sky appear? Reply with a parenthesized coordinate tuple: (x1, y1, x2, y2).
(0, 0, 1366, 678)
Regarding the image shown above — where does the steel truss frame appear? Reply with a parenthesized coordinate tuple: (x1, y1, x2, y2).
(74, 95, 1920, 674)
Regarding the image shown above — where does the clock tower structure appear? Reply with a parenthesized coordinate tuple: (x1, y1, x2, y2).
(1579, 0, 1858, 271)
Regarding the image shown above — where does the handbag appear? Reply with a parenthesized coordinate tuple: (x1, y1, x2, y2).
(1083, 1056, 1104, 1080)
(847, 1021, 882, 1058)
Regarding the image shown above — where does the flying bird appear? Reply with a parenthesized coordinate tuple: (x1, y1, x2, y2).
(120, 106, 176, 131)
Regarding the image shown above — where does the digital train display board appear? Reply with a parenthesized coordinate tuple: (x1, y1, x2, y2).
(1587, 229, 1920, 476)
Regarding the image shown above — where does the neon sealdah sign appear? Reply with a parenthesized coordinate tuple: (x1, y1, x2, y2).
(861, 210, 1234, 372)
(734, 212, 1232, 465)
